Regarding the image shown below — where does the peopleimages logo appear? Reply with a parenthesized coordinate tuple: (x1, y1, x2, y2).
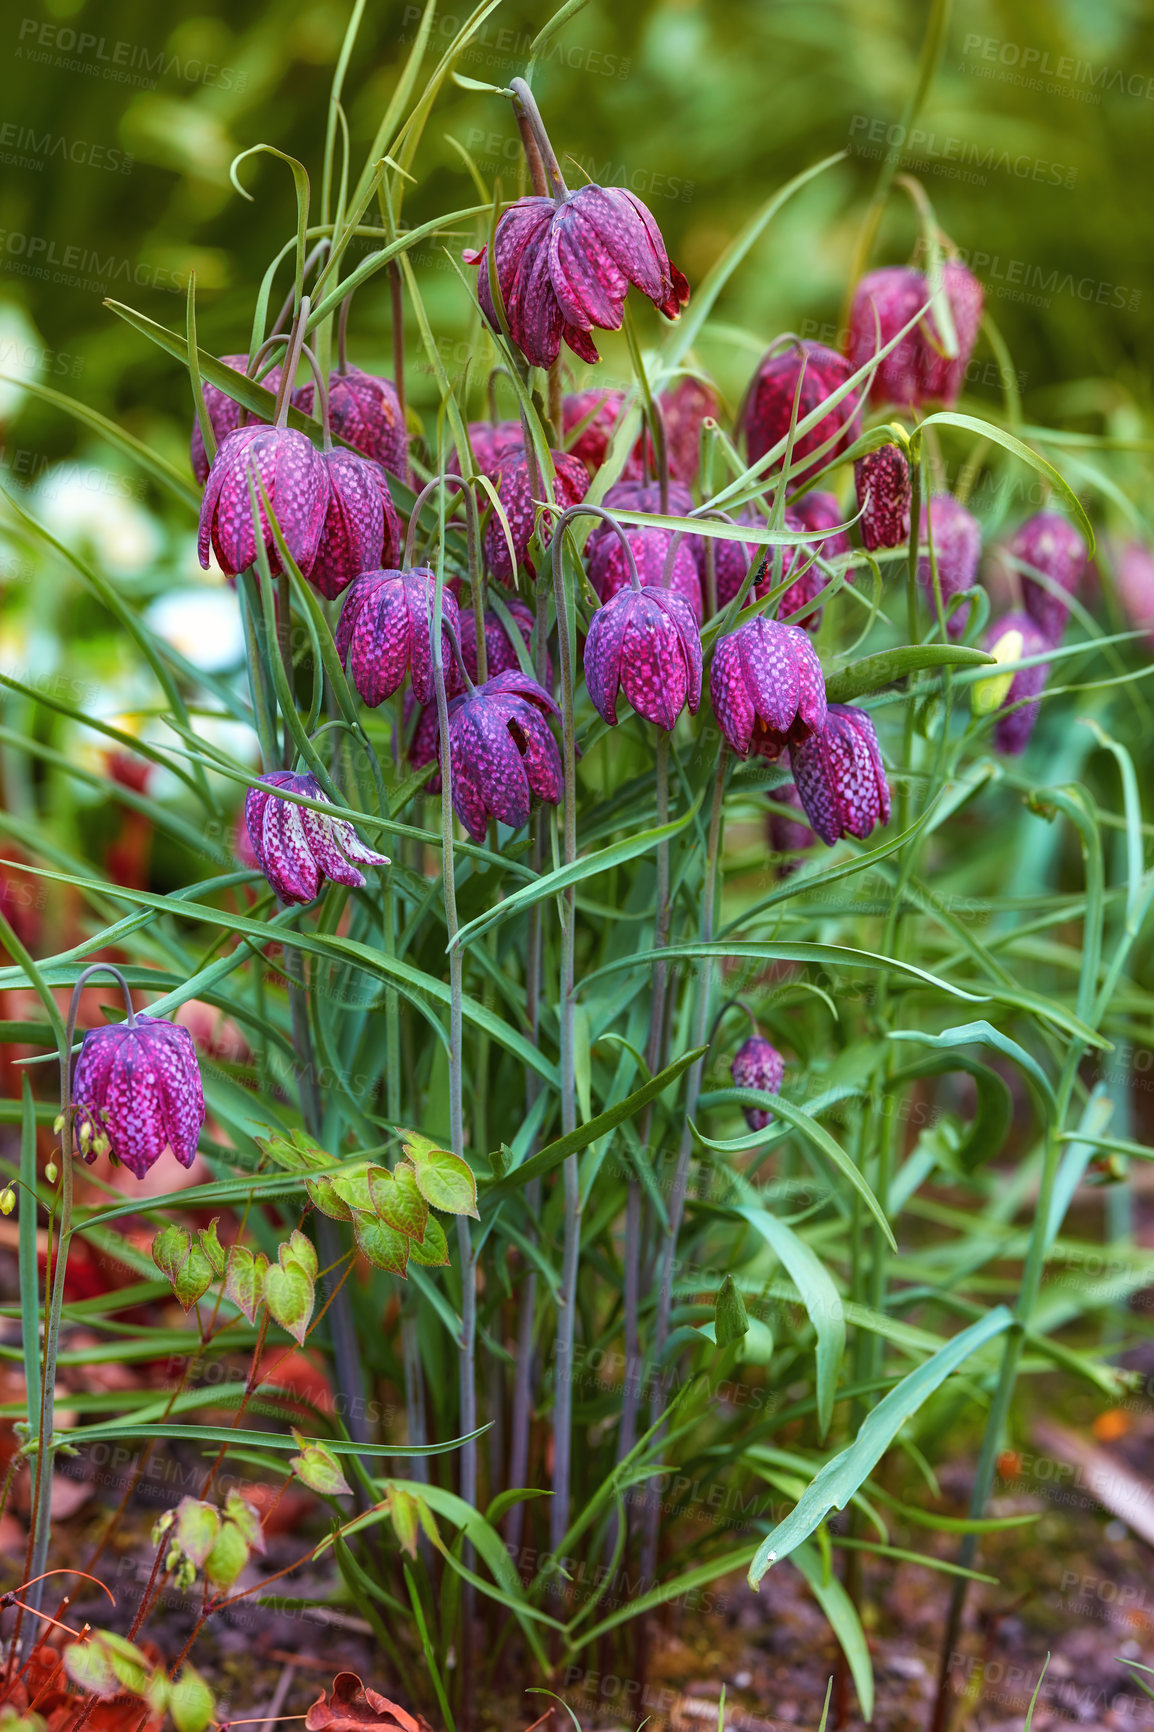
(0, 122, 134, 175)
(0, 230, 185, 295)
(15, 19, 248, 92)
(959, 33, 1154, 103)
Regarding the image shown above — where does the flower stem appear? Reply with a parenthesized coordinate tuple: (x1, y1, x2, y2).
(509, 78, 568, 202)
(640, 745, 727, 1588)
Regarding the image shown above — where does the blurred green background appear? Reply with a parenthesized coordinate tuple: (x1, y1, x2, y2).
(0, 0, 1151, 493)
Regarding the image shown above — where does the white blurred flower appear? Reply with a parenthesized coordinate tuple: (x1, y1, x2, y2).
(145, 587, 245, 674)
(32, 461, 163, 576)
(0, 302, 48, 422)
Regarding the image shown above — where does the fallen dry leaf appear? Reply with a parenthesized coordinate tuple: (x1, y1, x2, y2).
(305, 1671, 433, 1731)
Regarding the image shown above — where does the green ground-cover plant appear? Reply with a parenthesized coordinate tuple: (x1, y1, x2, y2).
(0, 2, 1153, 1729)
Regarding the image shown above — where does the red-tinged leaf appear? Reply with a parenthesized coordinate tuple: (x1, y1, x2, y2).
(306, 1172, 353, 1219)
(263, 1244, 316, 1345)
(224, 1244, 264, 1324)
(305, 1671, 432, 1731)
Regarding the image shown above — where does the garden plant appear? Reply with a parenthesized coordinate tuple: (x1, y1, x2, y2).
(1, 1, 1153, 1729)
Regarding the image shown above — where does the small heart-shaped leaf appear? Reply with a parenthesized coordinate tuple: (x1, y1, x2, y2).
(407, 1213, 450, 1267)
(352, 1213, 410, 1276)
(369, 1161, 428, 1241)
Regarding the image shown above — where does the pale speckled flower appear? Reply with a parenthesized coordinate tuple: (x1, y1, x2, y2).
(584, 586, 702, 731)
(731, 1034, 785, 1132)
(245, 771, 390, 904)
(790, 704, 890, 845)
(73, 1016, 205, 1180)
(709, 617, 826, 760)
(336, 567, 459, 708)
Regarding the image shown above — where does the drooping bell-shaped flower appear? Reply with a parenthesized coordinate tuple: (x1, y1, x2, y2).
(485, 449, 588, 582)
(731, 1034, 785, 1132)
(245, 771, 390, 904)
(584, 585, 702, 731)
(743, 341, 862, 486)
(587, 478, 703, 573)
(308, 448, 402, 600)
(709, 617, 827, 760)
(563, 389, 628, 474)
(779, 492, 852, 628)
(467, 183, 689, 370)
(296, 367, 408, 479)
(1008, 511, 1088, 643)
(588, 526, 703, 622)
(711, 514, 769, 613)
(848, 262, 983, 410)
(790, 704, 891, 845)
(198, 425, 329, 579)
(448, 420, 525, 478)
(191, 355, 284, 485)
(336, 567, 460, 707)
(459, 596, 549, 685)
(1113, 541, 1154, 647)
(855, 444, 911, 552)
(916, 261, 984, 407)
(73, 1016, 206, 1180)
(984, 611, 1051, 754)
(918, 494, 982, 637)
(441, 669, 562, 842)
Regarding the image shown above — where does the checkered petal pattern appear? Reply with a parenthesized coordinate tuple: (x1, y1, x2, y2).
(73, 1017, 206, 1180)
(245, 771, 390, 905)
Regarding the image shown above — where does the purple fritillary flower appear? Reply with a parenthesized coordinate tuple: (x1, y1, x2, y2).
(1114, 540, 1154, 647)
(73, 1016, 206, 1180)
(447, 420, 525, 478)
(780, 491, 851, 628)
(1008, 510, 1088, 643)
(588, 526, 703, 622)
(791, 704, 891, 845)
(485, 449, 588, 583)
(587, 478, 704, 575)
(245, 770, 390, 905)
(709, 616, 827, 761)
(336, 567, 460, 708)
(986, 611, 1051, 755)
(847, 267, 930, 409)
(296, 367, 408, 479)
(743, 341, 862, 487)
(620, 376, 723, 485)
(459, 596, 550, 685)
(466, 184, 689, 370)
(441, 669, 562, 842)
(197, 425, 329, 579)
(308, 449, 401, 601)
(563, 389, 628, 474)
(848, 262, 983, 409)
(731, 1033, 785, 1132)
(855, 444, 911, 552)
(191, 354, 284, 485)
(918, 494, 982, 638)
(917, 261, 984, 407)
(584, 587, 703, 731)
